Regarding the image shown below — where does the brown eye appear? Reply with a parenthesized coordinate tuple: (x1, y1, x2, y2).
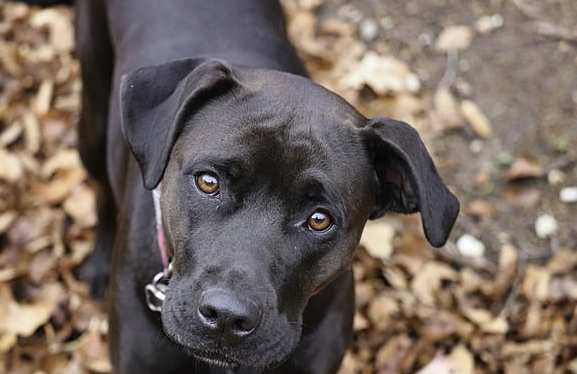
(307, 210, 332, 232)
(196, 173, 220, 195)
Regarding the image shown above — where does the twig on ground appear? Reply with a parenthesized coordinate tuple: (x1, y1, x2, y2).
(435, 49, 459, 93)
(534, 22, 577, 43)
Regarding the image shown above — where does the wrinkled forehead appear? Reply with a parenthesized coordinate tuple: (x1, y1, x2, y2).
(172, 73, 373, 199)
(176, 73, 367, 175)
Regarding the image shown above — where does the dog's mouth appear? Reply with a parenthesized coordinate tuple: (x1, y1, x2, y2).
(187, 349, 241, 369)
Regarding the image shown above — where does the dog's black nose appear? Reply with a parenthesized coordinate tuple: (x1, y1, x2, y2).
(197, 289, 262, 347)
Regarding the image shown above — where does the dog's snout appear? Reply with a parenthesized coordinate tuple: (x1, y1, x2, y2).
(197, 289, 262, 347)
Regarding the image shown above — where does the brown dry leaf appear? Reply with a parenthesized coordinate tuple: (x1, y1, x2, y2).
(35, 168, 87, 205)
(341, 51, 421, 95)
(382, 265, 409, 291)
(63, 183, 97, 228)
(321, 18, 356, 38)
(28, 249, 57, 283)
(0, 211, 18, 235)
(0, 121, 23, 147)
(549, 275, 577, 301)
(502, 182, 542, 208)
(460, 100, 493, 139)
(431, 88, 464, 132)
(366, 295, 396, 331)
(447, 345, 475, 374)
(411, 261, 458, 306)
(435, 25, 474, 52)
(0, 282, 64, 338)
(415, 351, 452, 374)
(521, 265, 551, 302)
(0, 148, 24, 182)
(547, 249, 577, 275)
(0, 333, 17, 353)
(39, 110, 72, 145)
(353, 311, 370, 331)
(415, 309, 465, 342)
(505, 155, 544, 181)
(519, 300, 544, 338)
(359, 220, 395, 261)
(68, 239, 95, 267)
(461, 307, 509, 334)
(337, 352, 363, 374)
(492, 242, 518, 297)
(464, 199, 497, 222)
(7, 207, 55, 251)
(77, 327, 111, 373)
(361, 94, 425, 124)
(286, 10, 324, 59)
(34, 79, 54, 115)
(296, 0, 324, 11)
(502, 340, 554, 358)
(374, 334, 413, 373)
(30, 8, 75, 53)
(41, 148, 84, 178)
(23, 111, 42, 154)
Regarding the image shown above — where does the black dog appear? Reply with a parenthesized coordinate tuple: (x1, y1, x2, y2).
(18, 0, 459, 373)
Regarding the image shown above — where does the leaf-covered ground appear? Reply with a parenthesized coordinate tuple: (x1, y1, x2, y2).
(1, 1, 576, 373)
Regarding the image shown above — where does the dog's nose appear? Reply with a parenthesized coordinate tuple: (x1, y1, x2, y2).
(197, 289, 262, 347)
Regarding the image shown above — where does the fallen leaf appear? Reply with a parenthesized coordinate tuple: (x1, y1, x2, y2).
(547, 249, 577, 275)
(432, 88, 464, 132)
(0, 149, 24, 182)
(0, 211, 18, 234)
(41, 149, 84, 178)
(475, 14, 504, 34)
(30, 8, 75, 53)
(464, 199, 497, 222)
(435, 25, 474, 52)
(521, 265, 551, 302)
(460, 100, 493, 139)
(359, 220, 395, 261)
(415, 309, 462, 342)
(0, 282, 64, 337)
(63, 184, 97, 228)
(505, 155, 544, 181)
(77, 327, 112, 373)
(412, 261, 458, 306)
(415, 351, 452, 374)
(341, 51, 421, 95)
(34, 168, 87, 205)
(502, 182, 542, 208)
(366, 295, 396, 331)
(447, 344, 475, 374)
(461, 307, 509, 334)
(374, 334, 413, 372)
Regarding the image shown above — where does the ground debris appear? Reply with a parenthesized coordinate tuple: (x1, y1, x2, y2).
(2, 2, 577, 374)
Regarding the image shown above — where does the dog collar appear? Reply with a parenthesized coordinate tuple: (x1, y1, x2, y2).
(152, 184, 171, 269)
(145, 184, 173, 312)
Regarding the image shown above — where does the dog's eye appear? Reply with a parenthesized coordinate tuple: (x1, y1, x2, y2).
(307, 210, 332, 232)
(196, 173, 220, 195)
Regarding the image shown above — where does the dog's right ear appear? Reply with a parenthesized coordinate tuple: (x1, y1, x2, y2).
(361, 117, 459, 247)
(120, 58, 236, 189)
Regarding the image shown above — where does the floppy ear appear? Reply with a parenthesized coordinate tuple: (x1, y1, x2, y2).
(361, 116, 459, 247)
(120, 58, 236, 189)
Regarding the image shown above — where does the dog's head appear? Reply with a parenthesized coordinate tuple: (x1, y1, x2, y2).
(120, 58, 459, 369)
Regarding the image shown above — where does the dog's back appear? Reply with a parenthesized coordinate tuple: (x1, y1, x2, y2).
(107, 0, 307, 78)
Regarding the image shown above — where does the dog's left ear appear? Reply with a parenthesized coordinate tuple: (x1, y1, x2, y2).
(121, 58, 236, 189)
(361, 116, 459, 247)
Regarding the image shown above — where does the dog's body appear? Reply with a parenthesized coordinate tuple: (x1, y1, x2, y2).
(30, 0, 459, 373)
